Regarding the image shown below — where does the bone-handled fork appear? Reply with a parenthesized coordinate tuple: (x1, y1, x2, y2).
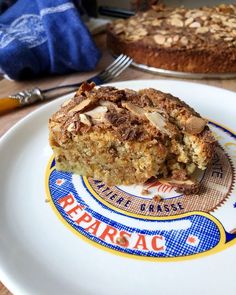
(0, 54, 133, 114)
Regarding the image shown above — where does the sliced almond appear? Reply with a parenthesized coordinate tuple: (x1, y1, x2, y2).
(224, 37, 234, 41)
(84, 106, 108, 123)
(152, 19, 161, 26)
(185, 116, 207, 134)
(79, 114, 91, 126)
(196, 27, 209, 34)
(173, 35, 180, 42)
(167, 37, 173, 43)
(51, 123, 61, 132)
(67, 122, 75, 132)
(145, 112, 173, 137)
(54, 112, 64, 120)
(185, 17, 194, 26)
(68, 98, 93, 115)
(99, 100, 120, 110)
(170, 18, 184, 27)
(180, 36, 188, 46)
(153, 34, 166, 45)
(189, 21, 201, 28)
(121, 101, 146, 119)
(129, 19, 138, 26)
(136, 28, 148, 37)
(225, 21, 236, 28)
(62, 99, 71, 107)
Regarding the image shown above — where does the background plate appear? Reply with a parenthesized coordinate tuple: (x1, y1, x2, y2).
(0, 80, 236, 295)
(132, 62, 236, 79)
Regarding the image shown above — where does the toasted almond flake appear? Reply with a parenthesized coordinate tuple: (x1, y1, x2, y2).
(68, 98, 93, 115)
(121, 101, 146, 119)
(79, 114, 91, 126)
(180, 36, 188, 46)
(224, 37, 234, 41)
(185, 116, 207, 134)
(152, 19, 161, 26)
(84, 106, 108, 123)
(185, 17, 194, 26)
(173, 35, 180, 42)
(54, 112, 65, 120)
(67, 122, 75, 132)
(62, 99, 71, 107)
(99, 100, 120, 110)
(170, 18, 184, 27)
(145, 112, 172, 136)
(225, 21, 236, 28)
(189, 21, 201, 28)
(51, 123, 61, 132)
(196, 27, 209, 34)
(129, 19, 138, 25)
(136, 28, 148, 37)
(153, 34, 166, 45)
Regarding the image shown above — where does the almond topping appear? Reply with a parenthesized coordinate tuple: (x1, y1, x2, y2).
(79, 114, 91, 126)
(68, 98, 93, 115)
(185, 116, 207, 134)
(152, 19, 161, 26)
(196, 27, 209, 34)
(180, 36, 188, 46)
(173, 35, 180, 42)
(51, 123, 61, 132)
(84, 106, 108, 123)
(185, 17, 194, 26)
(62, 99, 71, 107)
(170, 18, 184, 27)
(67, 122, 75, 132)
(153, 34, 166, 45)
(145, 112, 173, 137)
(189, 21, 201, 28)
(121, 101, 146, 119)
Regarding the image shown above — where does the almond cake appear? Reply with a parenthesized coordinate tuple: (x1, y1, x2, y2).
(107, 4, 236, 73)
(49, 83, 215, 192)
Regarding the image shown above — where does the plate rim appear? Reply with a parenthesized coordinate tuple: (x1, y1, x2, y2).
(0, 79, 236, 295)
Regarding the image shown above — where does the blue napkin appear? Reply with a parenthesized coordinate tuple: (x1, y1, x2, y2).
(0, 0, 101, 80)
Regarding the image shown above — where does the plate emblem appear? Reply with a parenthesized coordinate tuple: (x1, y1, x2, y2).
(45, 122, 236, 261)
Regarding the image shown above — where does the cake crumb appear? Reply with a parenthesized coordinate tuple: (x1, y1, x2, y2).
(116, 236, 128, 246)
(45, 198, 50, 203)
(153, 195, 163, 202)
(141, 188, 150, 195)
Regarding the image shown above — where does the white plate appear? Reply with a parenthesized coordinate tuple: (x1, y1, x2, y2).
(0, 80, 236, 295)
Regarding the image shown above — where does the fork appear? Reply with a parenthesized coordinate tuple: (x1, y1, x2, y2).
(0, 54, 133, 114)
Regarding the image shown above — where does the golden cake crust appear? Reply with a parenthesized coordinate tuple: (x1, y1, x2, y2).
(107, 4, 236, 73)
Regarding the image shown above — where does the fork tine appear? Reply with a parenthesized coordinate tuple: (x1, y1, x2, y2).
(98, 56, 132, 80)
(99, 54, 128, 78)
(99, 56, 133, 83)
(103, 54, 125, 72)
(108, 56, 133, 77)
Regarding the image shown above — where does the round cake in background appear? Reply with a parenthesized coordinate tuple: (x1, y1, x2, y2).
(107, 4, 236, 73)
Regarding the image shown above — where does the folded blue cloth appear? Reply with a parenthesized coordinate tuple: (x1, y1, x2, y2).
(0, 0, 101, 80)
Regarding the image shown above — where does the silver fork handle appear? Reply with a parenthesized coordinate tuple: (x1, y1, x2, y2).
(10, 88, 44, 105)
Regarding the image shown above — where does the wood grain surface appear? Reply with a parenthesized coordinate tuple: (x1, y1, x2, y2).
(0, 32, 236, 294)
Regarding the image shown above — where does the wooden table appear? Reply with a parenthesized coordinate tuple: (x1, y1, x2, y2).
(0, 32, 236, 294)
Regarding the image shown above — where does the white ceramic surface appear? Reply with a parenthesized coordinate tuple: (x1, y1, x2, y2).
(0, 80, 236, 295)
